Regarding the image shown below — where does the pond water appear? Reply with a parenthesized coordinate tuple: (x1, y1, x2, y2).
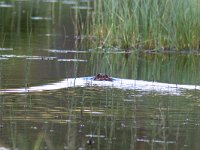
(1, 0, 200, 150)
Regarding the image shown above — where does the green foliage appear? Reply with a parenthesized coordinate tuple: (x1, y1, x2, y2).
(89, 0, 200, 50)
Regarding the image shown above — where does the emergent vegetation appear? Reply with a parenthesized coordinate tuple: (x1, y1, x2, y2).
(89, 0, 200, 50)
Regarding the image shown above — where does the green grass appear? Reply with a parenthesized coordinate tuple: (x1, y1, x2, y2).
(88, 0, 200, 50)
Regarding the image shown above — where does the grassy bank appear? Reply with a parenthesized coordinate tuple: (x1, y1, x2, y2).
(88, 0, 200, 50)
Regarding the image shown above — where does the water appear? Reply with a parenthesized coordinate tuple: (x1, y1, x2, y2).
(1, 0, 200, 150)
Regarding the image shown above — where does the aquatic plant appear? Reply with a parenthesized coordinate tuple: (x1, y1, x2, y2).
(89, 0, 200, 50)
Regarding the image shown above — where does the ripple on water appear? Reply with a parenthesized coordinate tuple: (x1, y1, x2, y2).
(26, 56, 57, 60)
(85, 134, 105, 138)
(0, 57, 8, 60)
(0, 54, 57, 60)
(137, 138, 176, 144)
(62, 0, 93, 5)
(71, 6, 93, 10)
(0, 2, 13, 8)
(57, 59, 87, 62)
(47, 49, 88, 53)
(80, 0, 94, 2)
(62, 0, 77, 5)
(42, 0, 58, 2)
(0, 47, 13, 51)
(31, 16, 52, 20)
(0, 147, 10, 150)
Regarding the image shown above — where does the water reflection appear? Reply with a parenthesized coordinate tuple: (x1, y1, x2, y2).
(1, 0, 200, 150)
(1, 87, 200, 149)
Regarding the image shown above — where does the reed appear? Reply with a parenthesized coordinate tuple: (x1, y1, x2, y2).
(90, 0, 200, 50)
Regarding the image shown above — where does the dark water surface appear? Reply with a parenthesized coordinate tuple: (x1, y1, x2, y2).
(1, 0, 200, 150)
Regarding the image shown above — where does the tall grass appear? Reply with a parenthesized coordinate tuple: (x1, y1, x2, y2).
(90, 0, 200, 50)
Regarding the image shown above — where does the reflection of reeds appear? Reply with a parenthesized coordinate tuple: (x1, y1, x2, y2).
(89, 0, 200, 50)
(89, 50, 200, 84)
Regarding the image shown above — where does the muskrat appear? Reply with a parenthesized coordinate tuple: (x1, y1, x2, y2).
(93, 73, 113, 81)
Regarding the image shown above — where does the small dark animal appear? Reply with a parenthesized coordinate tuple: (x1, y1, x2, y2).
(93, 73, 113, 81)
